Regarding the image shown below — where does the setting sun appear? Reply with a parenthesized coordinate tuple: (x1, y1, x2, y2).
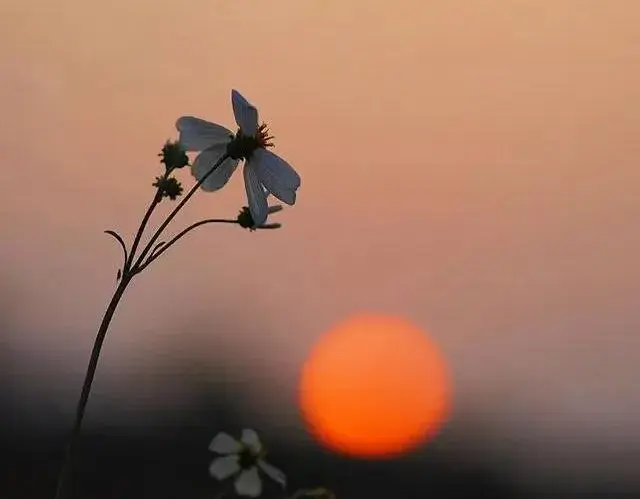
(298, 314, 451, 458)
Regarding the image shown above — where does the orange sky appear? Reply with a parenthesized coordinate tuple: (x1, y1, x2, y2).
(2, 0, 640, 489)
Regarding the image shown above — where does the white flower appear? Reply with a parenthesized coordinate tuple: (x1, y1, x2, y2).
(208, 429, 286, 498)
(176, 90, 301, 227)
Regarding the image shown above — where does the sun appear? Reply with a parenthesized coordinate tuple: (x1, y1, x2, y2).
(298, 314, 451, 458)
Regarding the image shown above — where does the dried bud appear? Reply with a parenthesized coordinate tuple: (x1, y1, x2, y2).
(159, 140, 189, 170)
(153, 176, 184, 200)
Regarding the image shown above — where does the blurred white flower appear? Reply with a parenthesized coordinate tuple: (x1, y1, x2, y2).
(176, 89, 301, 226)
(209, 429, 286, 498)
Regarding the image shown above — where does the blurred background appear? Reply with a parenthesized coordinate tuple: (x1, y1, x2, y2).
(1, 0, 639, 497)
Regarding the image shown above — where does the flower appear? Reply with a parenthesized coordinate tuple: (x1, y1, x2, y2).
(237, 204, 283, 231)
(209, 429, 286, 498)
(175, 89, 301, 226)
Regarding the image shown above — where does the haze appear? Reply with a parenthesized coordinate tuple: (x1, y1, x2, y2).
(1, 1, 639, 496)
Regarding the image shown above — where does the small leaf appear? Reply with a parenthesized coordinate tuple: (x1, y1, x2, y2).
(104, 230, 129, 274)
(116, 269, 122, 281)
(150, 240, 166, 259)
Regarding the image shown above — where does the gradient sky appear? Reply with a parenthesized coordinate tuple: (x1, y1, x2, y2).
(2, 1, 640, 496)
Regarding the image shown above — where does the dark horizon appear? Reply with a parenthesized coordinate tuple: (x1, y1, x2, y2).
(2, 363, 638, 499)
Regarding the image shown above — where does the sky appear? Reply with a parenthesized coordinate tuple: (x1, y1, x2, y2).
(1, 1, 640, 497)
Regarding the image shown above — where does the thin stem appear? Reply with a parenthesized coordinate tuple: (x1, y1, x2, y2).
(132, 153, 230, 273)
(124, 180, 165, 274)
(54, 172, 167, 498)
(149, 240, 167, 259)
(54, 276, 132, 499)
(54, 154, 229, 498)
(138, 218, 238, 272)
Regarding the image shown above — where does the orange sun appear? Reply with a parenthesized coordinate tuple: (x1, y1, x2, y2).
(298, 314, 451, 458)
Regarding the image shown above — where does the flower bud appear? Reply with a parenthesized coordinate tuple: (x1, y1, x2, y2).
(159, 140, 189, 170)
(236, 205, 283, 230)
(152, 176, 184, 200)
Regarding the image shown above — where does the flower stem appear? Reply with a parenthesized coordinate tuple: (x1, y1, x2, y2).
(55, 154, 229, 498)
(131, 153, 230, 272)
(54, 275, 132, 499)
(124, 180, 165, 273)
(55, 173, 169, 498)
(137, 218, 237, 272)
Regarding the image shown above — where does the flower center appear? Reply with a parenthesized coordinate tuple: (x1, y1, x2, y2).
(238, 445, 263, 469)
(226, 123, 274, 161)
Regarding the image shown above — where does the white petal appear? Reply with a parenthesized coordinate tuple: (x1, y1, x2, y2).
(240, 429, 262, 453)
(209, 432, 242, 454)
(235, 468, 262, 497)
(251, 149, 300, 205)
(231, 90, 258, 136)
(243, 164, 269, 226)
(209, 455, 241, 480)
(176, 116, 233, 151)
(258, 460, 286, 487)
(191, 144, 240, 192)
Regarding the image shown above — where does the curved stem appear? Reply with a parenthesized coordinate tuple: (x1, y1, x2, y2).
(54, 276, 132, 499)
(132, 154, 230, 273)
(138, 218, 238, 272)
